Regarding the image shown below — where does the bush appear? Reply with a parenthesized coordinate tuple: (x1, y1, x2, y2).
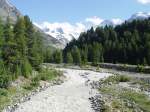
(38, 68, 61, 81)
(21, 59, 32, 78)
(0, 88, 8, 96)
(31, 76, 40, 87)
(102, 75, 130, 84)
(136, 65, 144, 72)
(118, 75, 130, 82)
(0, 67, 11, 88)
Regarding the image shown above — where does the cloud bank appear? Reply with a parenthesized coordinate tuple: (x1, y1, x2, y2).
(137, 0, 150, 4)
(34, 17, 123, 41)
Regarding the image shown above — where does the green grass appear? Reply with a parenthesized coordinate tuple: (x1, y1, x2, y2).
(0, 87, 17, 111)
(131, 79, 150, 91)
(0, 67, 62, 111)
(121, 90, 150, 112)
(100, 86, 118, 96)
(99, 75, 150, 112)
(39, 68, 61, 81)
(100, 85, 150, 111)
(101, 75, 131, 85)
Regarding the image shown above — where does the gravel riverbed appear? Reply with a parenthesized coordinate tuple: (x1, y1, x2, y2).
(5, 68, 112, 112)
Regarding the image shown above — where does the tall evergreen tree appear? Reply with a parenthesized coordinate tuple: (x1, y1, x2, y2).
(66, 52, 73, 64)
(0, 18, 4, 61)
(53, 50, 63, 64)
(72, 46, 81, 65)
(14, 17, 31, 76)
(2, 18, 18, 74)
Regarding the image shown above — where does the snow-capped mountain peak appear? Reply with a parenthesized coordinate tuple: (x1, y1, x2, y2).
(35, 18, 123, 44)
(35, 12, 150, 45)
(34, 22, 86, 45)
(129, 12, 150, 21)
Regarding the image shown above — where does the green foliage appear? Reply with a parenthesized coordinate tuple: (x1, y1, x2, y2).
(43, 47, 52, 63)
(136, 64, 144, 72)
(0, 15, 47, 89)
(66, 52, 73, 64)
(53, 50, 63, 64)
(21, 59, 32, 78)
(64, 18, 150, 65)
(38, 68, 61, 81)
(0, 89, 8, 96)
(72, 46, 81, 65)
(100, 76, 150, 112)
(121, 90, 150, 112)
(0, 68, 10, 88)
(119, 75, 131, 82)
(0, 18, 4, 58)
(102, 75, 131, 84)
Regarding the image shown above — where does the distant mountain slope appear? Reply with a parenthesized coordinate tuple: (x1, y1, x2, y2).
(129, 12, 150, 21)
(37, 12, 150, 44)
(0, 0, 21, 22)
(0, 0, 65, 49)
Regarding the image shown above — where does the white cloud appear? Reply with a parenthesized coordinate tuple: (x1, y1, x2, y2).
(34, 21, 86, 41)
(85, 16, 103, 25)
(34, 17, 123, 41)
(111, 18, 124, 25)
(137, 0, 150, 4)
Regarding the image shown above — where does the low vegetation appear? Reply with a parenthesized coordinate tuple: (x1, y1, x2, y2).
(101, 75, 131, 84)
(0, 67, 62, 111)
(99, 75, 150, 112)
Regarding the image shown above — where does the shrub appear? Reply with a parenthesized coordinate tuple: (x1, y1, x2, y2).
(136, 65, 144, 72)
(38, 68, 61, 81)
(102, 75, 130, 84)
(0, 68, 11, 88)
(21, 59, 32, 78)
(118, 75, 130, 82)
(31, 76, 40, 87)
(23, 84, 34, 91)
(0, 89, 8, 96)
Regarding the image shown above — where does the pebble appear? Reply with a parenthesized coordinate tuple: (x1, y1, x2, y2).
(3, 78, 64, 112)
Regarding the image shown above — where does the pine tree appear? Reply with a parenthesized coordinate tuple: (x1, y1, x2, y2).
(92, 42, 101, 65)
(87, 44, 93, 62)
(0, 18, 4, 58)
(44, 47, 51, 63)
(14, 17, 27, 58)
(143, 57, 147, 66)
(24, 16, 36, 64)
(35, 32, 44, 64)
(14, 17, 31, 76)
(53, 50, 63, 64)
(72, 46, 81, 65)
(81, 50, 88, 65)
(2, 18, 18, 74)
(66, 52, 73, 64)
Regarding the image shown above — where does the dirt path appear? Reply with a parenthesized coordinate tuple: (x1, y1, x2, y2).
(14, 68, 112, 112)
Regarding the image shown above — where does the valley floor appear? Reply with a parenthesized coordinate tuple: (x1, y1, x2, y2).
(11, 68, 112, 112)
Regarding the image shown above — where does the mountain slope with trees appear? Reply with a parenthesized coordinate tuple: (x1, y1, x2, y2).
(63, 18, 150, 65)
(0, 16, 46, 88)
(0, 0, 65, 49)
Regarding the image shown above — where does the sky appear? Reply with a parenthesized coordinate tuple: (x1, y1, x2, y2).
(9, 0, 150, 40)
(10, 0, 150, 23)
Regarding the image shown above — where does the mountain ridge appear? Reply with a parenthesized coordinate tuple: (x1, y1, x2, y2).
(37, 12, 150, 44)
(0, 0, 65, 49)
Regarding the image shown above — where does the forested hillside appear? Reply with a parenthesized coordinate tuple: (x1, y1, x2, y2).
(0, 16, 45, 88)
(63, 18, 150, 65)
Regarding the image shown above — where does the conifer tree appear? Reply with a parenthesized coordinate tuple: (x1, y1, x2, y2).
(66, 52, 73, 64)
(53, 50, 63, 64)
(72, 46, 81, 65)
(0, 18, 4, 58)
(14, 17, 32, 76)
(2, 18, 17, 74)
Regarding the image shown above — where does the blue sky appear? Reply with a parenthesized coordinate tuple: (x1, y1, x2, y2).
(10, 0, 150, 23)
